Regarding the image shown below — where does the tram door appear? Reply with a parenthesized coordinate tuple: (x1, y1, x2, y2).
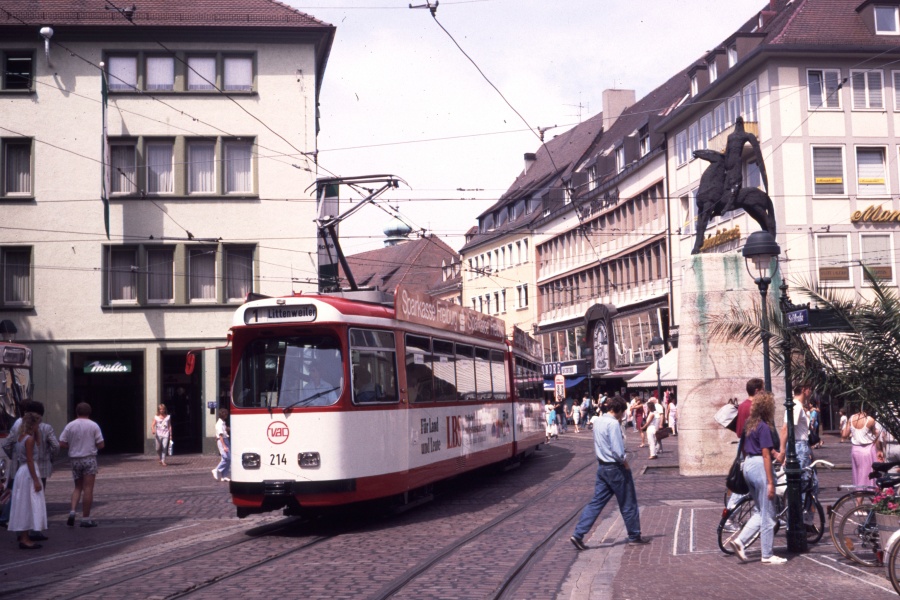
(160, 351, 203, 454)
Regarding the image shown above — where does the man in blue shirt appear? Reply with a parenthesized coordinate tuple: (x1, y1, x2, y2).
(571, 395, 650, 550)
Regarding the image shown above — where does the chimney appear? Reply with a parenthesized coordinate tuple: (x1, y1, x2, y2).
(602, 89, 636, 130)
(524, 152, 537, 174)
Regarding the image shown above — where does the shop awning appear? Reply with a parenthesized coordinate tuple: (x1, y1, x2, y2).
(543, 376, 586, 390)
(599, 369, 644, 380)
(627, 348, 678, 388)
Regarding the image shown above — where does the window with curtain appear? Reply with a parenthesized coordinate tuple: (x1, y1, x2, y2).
(225, 247, 252, 300)
(808, 69, 841, 109)
(189, 248, 217, 301)
(146, 56, 174, 90)
(109, 247, 137, 302)
(812, 147, 844, 195)
(4, 141, 31, 195)
(224, 57, 252, 91)
(110, 144, 136, 194)
(2, 248, 31, 306)
(225, 142, 252, 193)
(147, 247, 174, 303)
(108, 56, 137, 91)
(146, 142, 174, 193)
(816, 235, 850, 282)
(187, 56, 216, 90)
(742, 81, 759, 122)
(857, 147, 888, 196)
(861, 234, 893, 282)
(188, 142, 216, 193)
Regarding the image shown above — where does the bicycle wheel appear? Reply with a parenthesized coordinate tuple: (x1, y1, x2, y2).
(718, 496, 758, 554)
(884, 529, 900, 595)
(838, 503, 882, 566)
(804, 498, 826, 545)
(829, 490, 875, 557)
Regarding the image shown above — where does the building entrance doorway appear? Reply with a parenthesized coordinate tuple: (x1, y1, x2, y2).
(160, 351, 203, 454)
(71, 352, 144, 454)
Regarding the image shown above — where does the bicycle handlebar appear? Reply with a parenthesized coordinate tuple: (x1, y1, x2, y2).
(808, 459, 834, 470)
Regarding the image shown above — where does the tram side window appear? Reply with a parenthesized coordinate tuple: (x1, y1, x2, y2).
(405, 334, 434, 403)
(491, 350, 509, 399)
(349, 328, 398, 404)
(474, 347, 492, 400)
(456, 344, 476, 401)
(432, 339, 457, 402)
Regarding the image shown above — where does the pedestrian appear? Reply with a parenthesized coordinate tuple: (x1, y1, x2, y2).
(8, 412, 47, 550)
(59, 402, 105, 528)
(545, 401, 558, 442)
(838, 408, 848, 443)
(633, 397, 645, 447)
(213, 408, 231, 482)
(669, 396, 678, 436)
(150, 404, 172, 466)
(580, 394, 592, 429)
(728, 391, 787, 564)
(842, 405, 882, 490)
(572, 397, 582, 434)
(555, 400, 567, 434)
(643, 399, 661, 459)
(570, 395, 650, 550)
(1, 400, 58, 538)
(808, 399, 822, 448)
(723, 378, 766, 529)
(776, 385, 814, 499)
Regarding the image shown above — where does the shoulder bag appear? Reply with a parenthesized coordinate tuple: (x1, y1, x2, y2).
(725, 432, 750, 495)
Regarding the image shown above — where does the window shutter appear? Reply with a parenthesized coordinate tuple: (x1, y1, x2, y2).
(857, 148, 886, 195)
(813, 147, 844, 194)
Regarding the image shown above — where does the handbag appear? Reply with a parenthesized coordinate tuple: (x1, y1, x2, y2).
(655, 426, 672, 442)
(808, 429, 821, 447)
(725, 433, 750, 495)
(715, 401, 739, 432)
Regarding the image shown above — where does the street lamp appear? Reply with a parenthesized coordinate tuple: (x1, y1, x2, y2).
(741, 230, 781, 393)
(649, 334, 664, 404)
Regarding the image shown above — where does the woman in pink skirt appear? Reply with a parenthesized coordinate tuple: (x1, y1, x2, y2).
(842, 407, 883, 489)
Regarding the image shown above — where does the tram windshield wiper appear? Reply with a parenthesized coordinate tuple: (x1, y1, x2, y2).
(282, 387, 340, 413)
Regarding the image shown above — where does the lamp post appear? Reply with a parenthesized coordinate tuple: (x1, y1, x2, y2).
(649, 335, 663, 403)
(741, 230, 780, 393)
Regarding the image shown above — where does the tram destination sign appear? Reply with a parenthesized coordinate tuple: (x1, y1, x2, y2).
(243, 304, 317, 325)
(395, 286, 506, 342)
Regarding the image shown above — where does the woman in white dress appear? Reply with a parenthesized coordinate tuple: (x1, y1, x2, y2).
(9, 412, 47, 549)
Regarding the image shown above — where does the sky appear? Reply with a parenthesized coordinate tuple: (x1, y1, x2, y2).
(286, 0, 770, 255)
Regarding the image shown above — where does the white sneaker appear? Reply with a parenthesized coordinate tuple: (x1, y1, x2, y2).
(211, 468, 221, 481)
(722, 520, 740, 533)
(761, 555, 787, 565)
(728, 538, 748, 561)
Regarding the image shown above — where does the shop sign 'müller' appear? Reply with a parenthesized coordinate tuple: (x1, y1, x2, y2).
(84, 360, 132, 374)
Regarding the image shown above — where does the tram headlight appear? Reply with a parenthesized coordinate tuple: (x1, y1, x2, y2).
(298, 452, 320, 468)
(242, 452, 261, 469)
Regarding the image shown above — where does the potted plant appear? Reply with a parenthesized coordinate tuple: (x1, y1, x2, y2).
(872, 489, 900, 533)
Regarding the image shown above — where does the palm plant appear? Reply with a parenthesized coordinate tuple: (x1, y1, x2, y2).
(705, 267, 900, 442)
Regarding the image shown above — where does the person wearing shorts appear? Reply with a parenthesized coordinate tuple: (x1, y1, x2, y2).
(59, 402, 105, 528)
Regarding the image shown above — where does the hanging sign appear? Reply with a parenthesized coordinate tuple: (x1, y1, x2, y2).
(84, 360, 132, 374)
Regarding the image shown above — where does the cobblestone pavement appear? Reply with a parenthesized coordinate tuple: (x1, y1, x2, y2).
(0, 430, 896, 599)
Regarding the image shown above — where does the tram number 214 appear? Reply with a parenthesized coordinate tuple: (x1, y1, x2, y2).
(270, 454, 286, 466)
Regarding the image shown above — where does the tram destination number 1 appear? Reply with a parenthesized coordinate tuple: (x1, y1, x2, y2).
(270, 453, 287, 466)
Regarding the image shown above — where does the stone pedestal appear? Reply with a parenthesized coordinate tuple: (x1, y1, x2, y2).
(677, 254, 785, 476)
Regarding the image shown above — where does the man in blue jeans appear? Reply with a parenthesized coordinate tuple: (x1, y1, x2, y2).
(571, 395, 650, 550)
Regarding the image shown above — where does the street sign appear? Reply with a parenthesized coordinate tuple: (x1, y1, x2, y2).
(554, 374, 565, 401)
(785, 309, 809, 329)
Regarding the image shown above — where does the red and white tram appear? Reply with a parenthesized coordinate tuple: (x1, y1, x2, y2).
(226, 286, 545, 517)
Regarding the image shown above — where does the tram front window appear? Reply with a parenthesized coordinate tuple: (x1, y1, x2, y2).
(232, 336, 343, 408)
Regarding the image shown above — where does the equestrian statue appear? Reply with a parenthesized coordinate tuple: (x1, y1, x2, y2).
(690, 117, 776, 254)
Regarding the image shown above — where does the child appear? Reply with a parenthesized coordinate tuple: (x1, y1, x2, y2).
(838, 408, 848, 444)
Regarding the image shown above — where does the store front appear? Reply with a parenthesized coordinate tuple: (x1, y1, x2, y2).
(160, 350, 204, 454)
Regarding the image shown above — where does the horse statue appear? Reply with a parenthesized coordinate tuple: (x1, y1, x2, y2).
(690, 148, 776, 255)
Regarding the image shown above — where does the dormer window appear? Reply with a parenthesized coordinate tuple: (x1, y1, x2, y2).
(638, 125, 650, 157)
(691, 74, 699, 97)
(876, 5, 900, 33)
(588, 165, 598, 191)
(708, 59, 718, 83)
(727, 45, 738, 67)
(615, 146, 625, 173)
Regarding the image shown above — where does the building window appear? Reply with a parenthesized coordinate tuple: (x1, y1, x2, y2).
(3, 139, 31, 196)
(188, 141, 216, 194)
(727, 45, 738, 67)
(187, 56, 216, 90)
(147, 247, 174, 303)
(816, 234, 851, 283)
(189, 247, 217, 302)
(615, 146, 625, 173)
(875, 5, 900, 33)
(108, 56, 137, 91)
(224, 56, 253, 91)
(225, 247, 253, 301)
(1, 247, 32, 307)
(708, 59, 718, 83)
(857, 147, 888, 196)
(108, 247, 138, 303)
(639, 125, 650, 156)
(850, 70, 884, 109)
(146, 141, 174, 194)
(681, 190, 698, 235)
(860, 234, 893, 283)
(587, 165, 597, 191)
(713, 102, 727, 136)
(812, 146, 845, 195)
(110, 143, 137, 194)
(517, 284, 529, 308)
(688, 122, 700, 154)
(224, 140, 251, 192)
(675, 130, 689, 165)
(3, 52, 33, 90)
(145, 56, 174, 91)
(742, 81, 759, 122)
(690, 74, 698, 97)
(808, 69, 841, 109)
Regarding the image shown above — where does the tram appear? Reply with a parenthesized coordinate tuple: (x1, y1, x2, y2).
(226, 286, 545, 517)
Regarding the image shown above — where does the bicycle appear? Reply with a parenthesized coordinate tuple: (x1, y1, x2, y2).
(717, 459, 832, 555)
(833, 470, 900, 567)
